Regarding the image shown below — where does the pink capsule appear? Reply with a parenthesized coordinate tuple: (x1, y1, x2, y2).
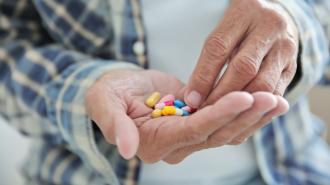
(155, 100, 174, 109)
(159, 94, 175, 103)
(182, 106, 192, 113)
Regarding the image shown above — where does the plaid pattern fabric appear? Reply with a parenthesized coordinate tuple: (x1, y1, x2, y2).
(0, 0, 329, 184)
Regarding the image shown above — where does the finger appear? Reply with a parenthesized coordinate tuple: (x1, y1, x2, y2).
(184, 7, 251, 108)
(163, 92, 254, 164)
(163, 92, 277, 164)
(244, 43, 286, 93)
(207, 92, 278, 146)
(229, 95, 289, 145)
(179, 92, 254, 145)
(113, 111, 140, 159)
(274, 61, 297, 96)
(137, 92, 252, 163)
(203, 27, 277, 107)
(88, 89, 140, 160)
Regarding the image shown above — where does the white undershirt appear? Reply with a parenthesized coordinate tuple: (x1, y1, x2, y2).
(139, 1, 259, 185)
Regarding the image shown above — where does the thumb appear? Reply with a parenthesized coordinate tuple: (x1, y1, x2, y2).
(114, 111, 140, 159)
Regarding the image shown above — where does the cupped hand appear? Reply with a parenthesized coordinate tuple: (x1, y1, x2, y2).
(85, 69, 288, 163)
(185, 0, 299, 109)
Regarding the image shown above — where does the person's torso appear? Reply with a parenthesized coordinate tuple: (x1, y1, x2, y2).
(19, 1, 330, 185)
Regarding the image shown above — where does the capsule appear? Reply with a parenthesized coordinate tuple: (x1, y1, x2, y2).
(175, 108, 184, 116)
(161, 106, 176, 116)
(145, 92, 161, 108)
(174, 99, 186, 108)
(190, 108, 197, 113)
(151, 109, 162, 118)
(159, 94, 175, 103)
(155, 100, 174, 109)
(161, 106, 186, 116)
(182, 106, 192, 113)
(182, 110, 190, 116)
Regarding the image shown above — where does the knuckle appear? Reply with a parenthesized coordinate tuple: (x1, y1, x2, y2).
(204, 34, 229, 59)
(286, 61, 297, 74)
(254, 79, 275, 92)
(280, 38, 298, 57)
(193, 70, 215, 87)
(232, 55, 259, 78)
(283, 62, 297, 81)
(209, 131, 231, 146)
(265, 9, 287, 30)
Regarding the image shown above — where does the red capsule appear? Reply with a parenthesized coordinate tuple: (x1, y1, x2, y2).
(155, 100, 174, 109)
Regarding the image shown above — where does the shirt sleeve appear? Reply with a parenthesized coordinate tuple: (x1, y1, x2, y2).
(273, 0, 330, 104)
(0, 1, 140, 184)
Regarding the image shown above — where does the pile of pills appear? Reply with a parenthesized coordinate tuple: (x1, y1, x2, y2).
(145, 92, 195, 118)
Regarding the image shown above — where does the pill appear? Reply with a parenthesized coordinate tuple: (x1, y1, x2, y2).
(155, 100, 174, 109)
(182, 110, 190, 116)
(190, 108, 197, 113)
(182, 106, 192, 113)
(145, 92, 161, 108)
(174, 99, 186, 108)
(159, 94, 175, 103)
(162, 106, 176, 116)
(151, 109, 162, 118)
(175, 108, 183, 116)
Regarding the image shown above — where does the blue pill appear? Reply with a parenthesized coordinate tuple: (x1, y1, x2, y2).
(182, 110, 190, 116)
(174, 100, 186, 108)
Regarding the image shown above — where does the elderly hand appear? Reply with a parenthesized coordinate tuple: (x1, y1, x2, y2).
(85, 69, 288, 162)
(184, 0, 299, 108)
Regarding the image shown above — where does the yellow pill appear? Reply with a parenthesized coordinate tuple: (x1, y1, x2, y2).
(162, 106, 176, 116)
(151, 109, 162, 118)
(145, 92, 161, 108)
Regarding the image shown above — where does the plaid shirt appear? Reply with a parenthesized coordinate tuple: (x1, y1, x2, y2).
(0, 0, 330, 184)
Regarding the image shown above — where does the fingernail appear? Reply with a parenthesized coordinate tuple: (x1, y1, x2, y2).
(186, 91, 202, 108)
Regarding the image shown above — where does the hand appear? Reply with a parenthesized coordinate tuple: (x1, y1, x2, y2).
(185, 0, 299, 108)
(85, 69, 288, 163)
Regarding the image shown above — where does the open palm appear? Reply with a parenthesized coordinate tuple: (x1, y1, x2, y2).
(85, 69, 288, 163)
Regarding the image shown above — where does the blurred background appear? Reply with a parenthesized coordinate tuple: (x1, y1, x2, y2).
(0, 86, 329, 185)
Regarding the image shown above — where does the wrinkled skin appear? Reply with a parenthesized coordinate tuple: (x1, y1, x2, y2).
(185, 0, 299, 109)
(85, 70, 288, 163)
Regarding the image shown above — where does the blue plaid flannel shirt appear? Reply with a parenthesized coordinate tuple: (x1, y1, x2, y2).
(0, 0, 330, 184)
